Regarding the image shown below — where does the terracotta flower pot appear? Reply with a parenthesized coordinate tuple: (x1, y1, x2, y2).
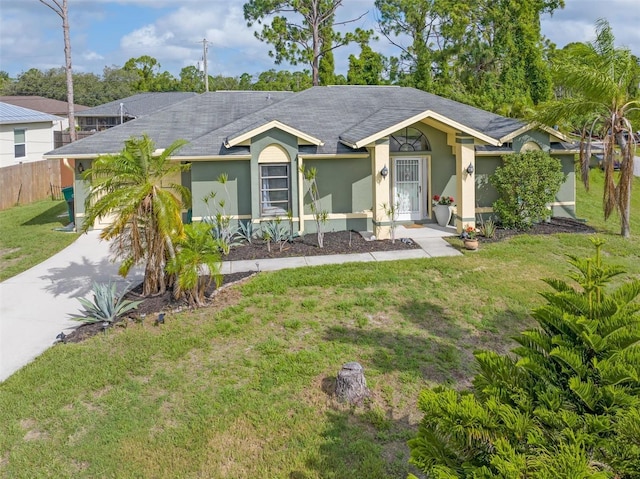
(464, 239, 479, 250)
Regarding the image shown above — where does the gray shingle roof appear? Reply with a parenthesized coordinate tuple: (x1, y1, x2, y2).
(0, 96, 89, 116)
(74, 92, 198, 119)
(0, 102, 63, 125)
(46, 87, 528, 157)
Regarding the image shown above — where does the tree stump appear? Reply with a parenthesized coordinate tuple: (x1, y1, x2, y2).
(335, 362, 369, 405)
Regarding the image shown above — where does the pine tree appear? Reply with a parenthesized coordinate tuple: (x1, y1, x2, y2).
(408, 238, 640, 478)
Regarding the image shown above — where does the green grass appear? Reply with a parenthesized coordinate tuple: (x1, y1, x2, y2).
(0, 173, 638, 478)
(0, 200, 78, 282)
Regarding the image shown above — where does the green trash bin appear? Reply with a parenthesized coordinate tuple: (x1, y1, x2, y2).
(62, 187, 74, 224)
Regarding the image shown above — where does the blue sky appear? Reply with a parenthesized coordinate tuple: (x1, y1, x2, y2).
(1, 0, 639, 81)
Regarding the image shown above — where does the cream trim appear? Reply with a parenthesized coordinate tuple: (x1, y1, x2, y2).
(346, 109, 501, 149)
(258, 144, 290, 163)
(474, 149, 514, 156)
(298, 153, 370, 159)
(224, 120, 324, 147)
(192, 214, 252, 221)
(45, 153, 102, 159)
(180, 155, 252, 161)
(499, 123, 570, 143)
(302, 212, 373, 220)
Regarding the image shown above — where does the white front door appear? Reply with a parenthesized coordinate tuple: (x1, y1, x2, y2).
(393, 157, 423, 221)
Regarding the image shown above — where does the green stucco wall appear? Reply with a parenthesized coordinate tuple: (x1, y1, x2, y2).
(73, 159, 93, 231)
(553, 154, 576, 218)
(474, 152, 576, 218)
(191, 161, 252, 219)
(303, 158, 372, 214)
(513, 130, 550, 152)
(419, 124, 456, 200)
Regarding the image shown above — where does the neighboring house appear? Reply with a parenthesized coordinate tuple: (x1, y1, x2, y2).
(0, 96, 91, 186)
(0, 102, 63, 168)
(74, 92, 198, 132)
(0, 95, 89, 133)
(45, 86, 577, 237)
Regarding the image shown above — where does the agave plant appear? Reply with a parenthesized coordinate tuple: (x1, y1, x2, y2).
(75, 282, 142, 324)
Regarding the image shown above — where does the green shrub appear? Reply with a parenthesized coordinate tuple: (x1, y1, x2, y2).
(490, 150, 565, 229)
(408, 238, 640, 478)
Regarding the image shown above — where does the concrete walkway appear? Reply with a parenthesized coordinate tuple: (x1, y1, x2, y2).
(0, 224, 459, 382)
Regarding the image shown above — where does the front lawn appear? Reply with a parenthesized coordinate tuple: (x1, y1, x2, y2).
(0, 171, 638, 478)
(0, 200, 78, 282)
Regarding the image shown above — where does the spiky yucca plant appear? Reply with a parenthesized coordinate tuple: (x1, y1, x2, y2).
(76, 282, 142, 324)
(408, 238, 640, 478)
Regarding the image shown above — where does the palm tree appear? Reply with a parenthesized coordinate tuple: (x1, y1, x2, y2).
(535, 19, 639, 238)
(82, 134, 191, 296)
(166, 223, 222, 307)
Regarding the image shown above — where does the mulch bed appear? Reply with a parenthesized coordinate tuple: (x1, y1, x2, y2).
(60, 219, 595, 343)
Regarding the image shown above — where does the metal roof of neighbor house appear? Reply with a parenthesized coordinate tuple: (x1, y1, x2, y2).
(46, 87, 531, 158)
(0, 96, 89, 116)
(0, 102, 63, 125)
(74, 92, 198, 119)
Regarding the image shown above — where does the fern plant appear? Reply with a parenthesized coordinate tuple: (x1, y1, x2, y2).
(408, 238, 640, 478)
(75, 282, 142, 324)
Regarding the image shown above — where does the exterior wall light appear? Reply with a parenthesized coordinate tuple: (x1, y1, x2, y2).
(77, 161, 84, 173)
(466, 162, 474, 174)
(380, 165, 389, 178)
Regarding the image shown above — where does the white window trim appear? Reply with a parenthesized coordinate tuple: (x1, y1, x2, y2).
(260, 163, 291, 217)
(14, 128, 26, 159)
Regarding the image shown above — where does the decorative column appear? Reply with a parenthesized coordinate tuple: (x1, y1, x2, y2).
(455, 133, 476, 233)
(372, 139, 391, 239)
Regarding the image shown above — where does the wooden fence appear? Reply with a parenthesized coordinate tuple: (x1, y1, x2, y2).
(0, 160, 66, 210)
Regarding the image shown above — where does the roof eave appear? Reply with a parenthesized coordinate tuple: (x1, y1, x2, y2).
(499, 122, 570, 143)
(347, 109, 502, 149)
(225, 120, 324, 148)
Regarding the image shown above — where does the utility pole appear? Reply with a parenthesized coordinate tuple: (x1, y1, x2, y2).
(199, 38, 210, 92)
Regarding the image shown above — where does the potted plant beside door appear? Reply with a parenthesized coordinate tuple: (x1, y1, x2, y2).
(432, 195, 454, 227)
(461, 225, 479, 250)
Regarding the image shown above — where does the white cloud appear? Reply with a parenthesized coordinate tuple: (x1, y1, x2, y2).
(82, 51, 105, 61)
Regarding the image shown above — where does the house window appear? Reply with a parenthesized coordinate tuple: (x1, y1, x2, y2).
(390, 127, 431, 152)
(260, 164, 290, 216)
(14, 129, 26, 158)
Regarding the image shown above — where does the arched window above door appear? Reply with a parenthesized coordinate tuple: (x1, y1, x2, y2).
(390, 127, 431, 152)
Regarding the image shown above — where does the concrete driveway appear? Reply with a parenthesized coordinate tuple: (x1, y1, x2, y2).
(0, 230, 143, 382)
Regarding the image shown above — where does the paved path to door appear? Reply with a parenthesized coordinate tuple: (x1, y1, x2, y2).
(0, 224, 459, 382)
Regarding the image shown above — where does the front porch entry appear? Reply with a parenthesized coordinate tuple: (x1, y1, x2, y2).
(393, 157, 426, 221)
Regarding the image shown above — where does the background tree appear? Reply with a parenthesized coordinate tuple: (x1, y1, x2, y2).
(39, 0, 76, 141)
(179, 66, 205, 92)
(243, 0, 370, 86)
(0, 71, 11, 91)
(81, 135, 191, 297)
(347, 40, 386, 85)
(376, 0, 563, 114)
(408, 239, 640, 478)
(535, 19, 639, 238)
(251, 69, 312, 91)
(123, 55, 178, 92)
